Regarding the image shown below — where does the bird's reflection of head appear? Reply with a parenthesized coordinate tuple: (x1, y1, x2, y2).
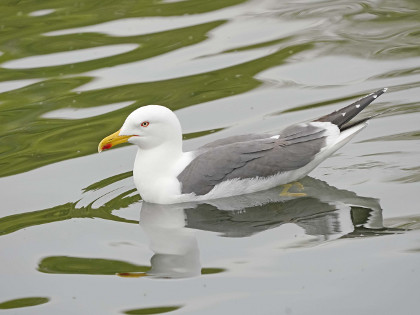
(140, 203, 201, 278)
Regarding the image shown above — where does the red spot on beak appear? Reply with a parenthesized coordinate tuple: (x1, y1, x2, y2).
(102, 143, 112, 150)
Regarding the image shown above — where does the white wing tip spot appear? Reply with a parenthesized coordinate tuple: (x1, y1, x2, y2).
(383, 87, 388, 92)
(355, 104, 361, 108)
(341, 112, 346, 117)
(373, 95, 377, 99)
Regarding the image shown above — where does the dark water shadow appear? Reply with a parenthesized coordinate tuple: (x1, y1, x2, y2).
(0, 188, 140, 236)
(0, 297, 49, 310)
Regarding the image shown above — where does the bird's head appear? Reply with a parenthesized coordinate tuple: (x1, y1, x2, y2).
(98, 105, 182, 152)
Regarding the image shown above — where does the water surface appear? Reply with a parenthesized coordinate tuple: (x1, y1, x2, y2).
(1, 0, 420, 314)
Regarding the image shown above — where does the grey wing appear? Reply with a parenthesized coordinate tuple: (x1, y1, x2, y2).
(200, 133, 275, 149)
(178, 123, 330, 196)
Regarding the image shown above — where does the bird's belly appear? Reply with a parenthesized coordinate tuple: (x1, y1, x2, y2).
(133, 172, 182, 204)
(196, 170, 308, 201)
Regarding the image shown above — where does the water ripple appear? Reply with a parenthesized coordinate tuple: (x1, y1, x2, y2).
(2, 44, 139, 69)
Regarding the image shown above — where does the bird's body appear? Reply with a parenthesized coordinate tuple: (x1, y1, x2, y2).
(99, 88, 387, 204)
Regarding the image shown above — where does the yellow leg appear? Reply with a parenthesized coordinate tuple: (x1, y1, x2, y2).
(280, 182, 307, 197)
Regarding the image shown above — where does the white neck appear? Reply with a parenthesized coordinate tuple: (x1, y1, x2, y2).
(133, 140, 186, 203)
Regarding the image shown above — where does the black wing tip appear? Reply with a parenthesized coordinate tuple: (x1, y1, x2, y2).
(353, 87, 388, 109)
(376, 87, 388, 93)
(315, 87, 388, 128)
(369, 87, 388, 98)
(341, 106, 393, 131)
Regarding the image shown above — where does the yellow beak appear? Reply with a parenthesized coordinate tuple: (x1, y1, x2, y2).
(98, 130, 132, 152)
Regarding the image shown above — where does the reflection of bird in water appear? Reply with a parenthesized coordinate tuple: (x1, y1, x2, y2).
(183, 177, 386, 239)
(140, 203, 201, 279)
(137, 177, 395, 279)
(98, 89, 387, 204)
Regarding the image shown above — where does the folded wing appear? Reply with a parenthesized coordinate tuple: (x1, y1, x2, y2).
(178, 123, 333, 195)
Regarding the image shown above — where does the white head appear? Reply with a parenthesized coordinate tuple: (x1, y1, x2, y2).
(98, 105, 183, 152)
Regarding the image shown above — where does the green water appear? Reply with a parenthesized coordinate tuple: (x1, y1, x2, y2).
(1, 0, 420, 314)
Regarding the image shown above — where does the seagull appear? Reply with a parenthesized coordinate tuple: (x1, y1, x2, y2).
(98, 88, 387, 204)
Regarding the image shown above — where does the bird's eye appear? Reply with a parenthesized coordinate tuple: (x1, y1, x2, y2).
(141, 121, 149, 127)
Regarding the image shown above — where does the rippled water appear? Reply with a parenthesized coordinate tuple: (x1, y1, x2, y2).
(1, 0, 420, 313)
